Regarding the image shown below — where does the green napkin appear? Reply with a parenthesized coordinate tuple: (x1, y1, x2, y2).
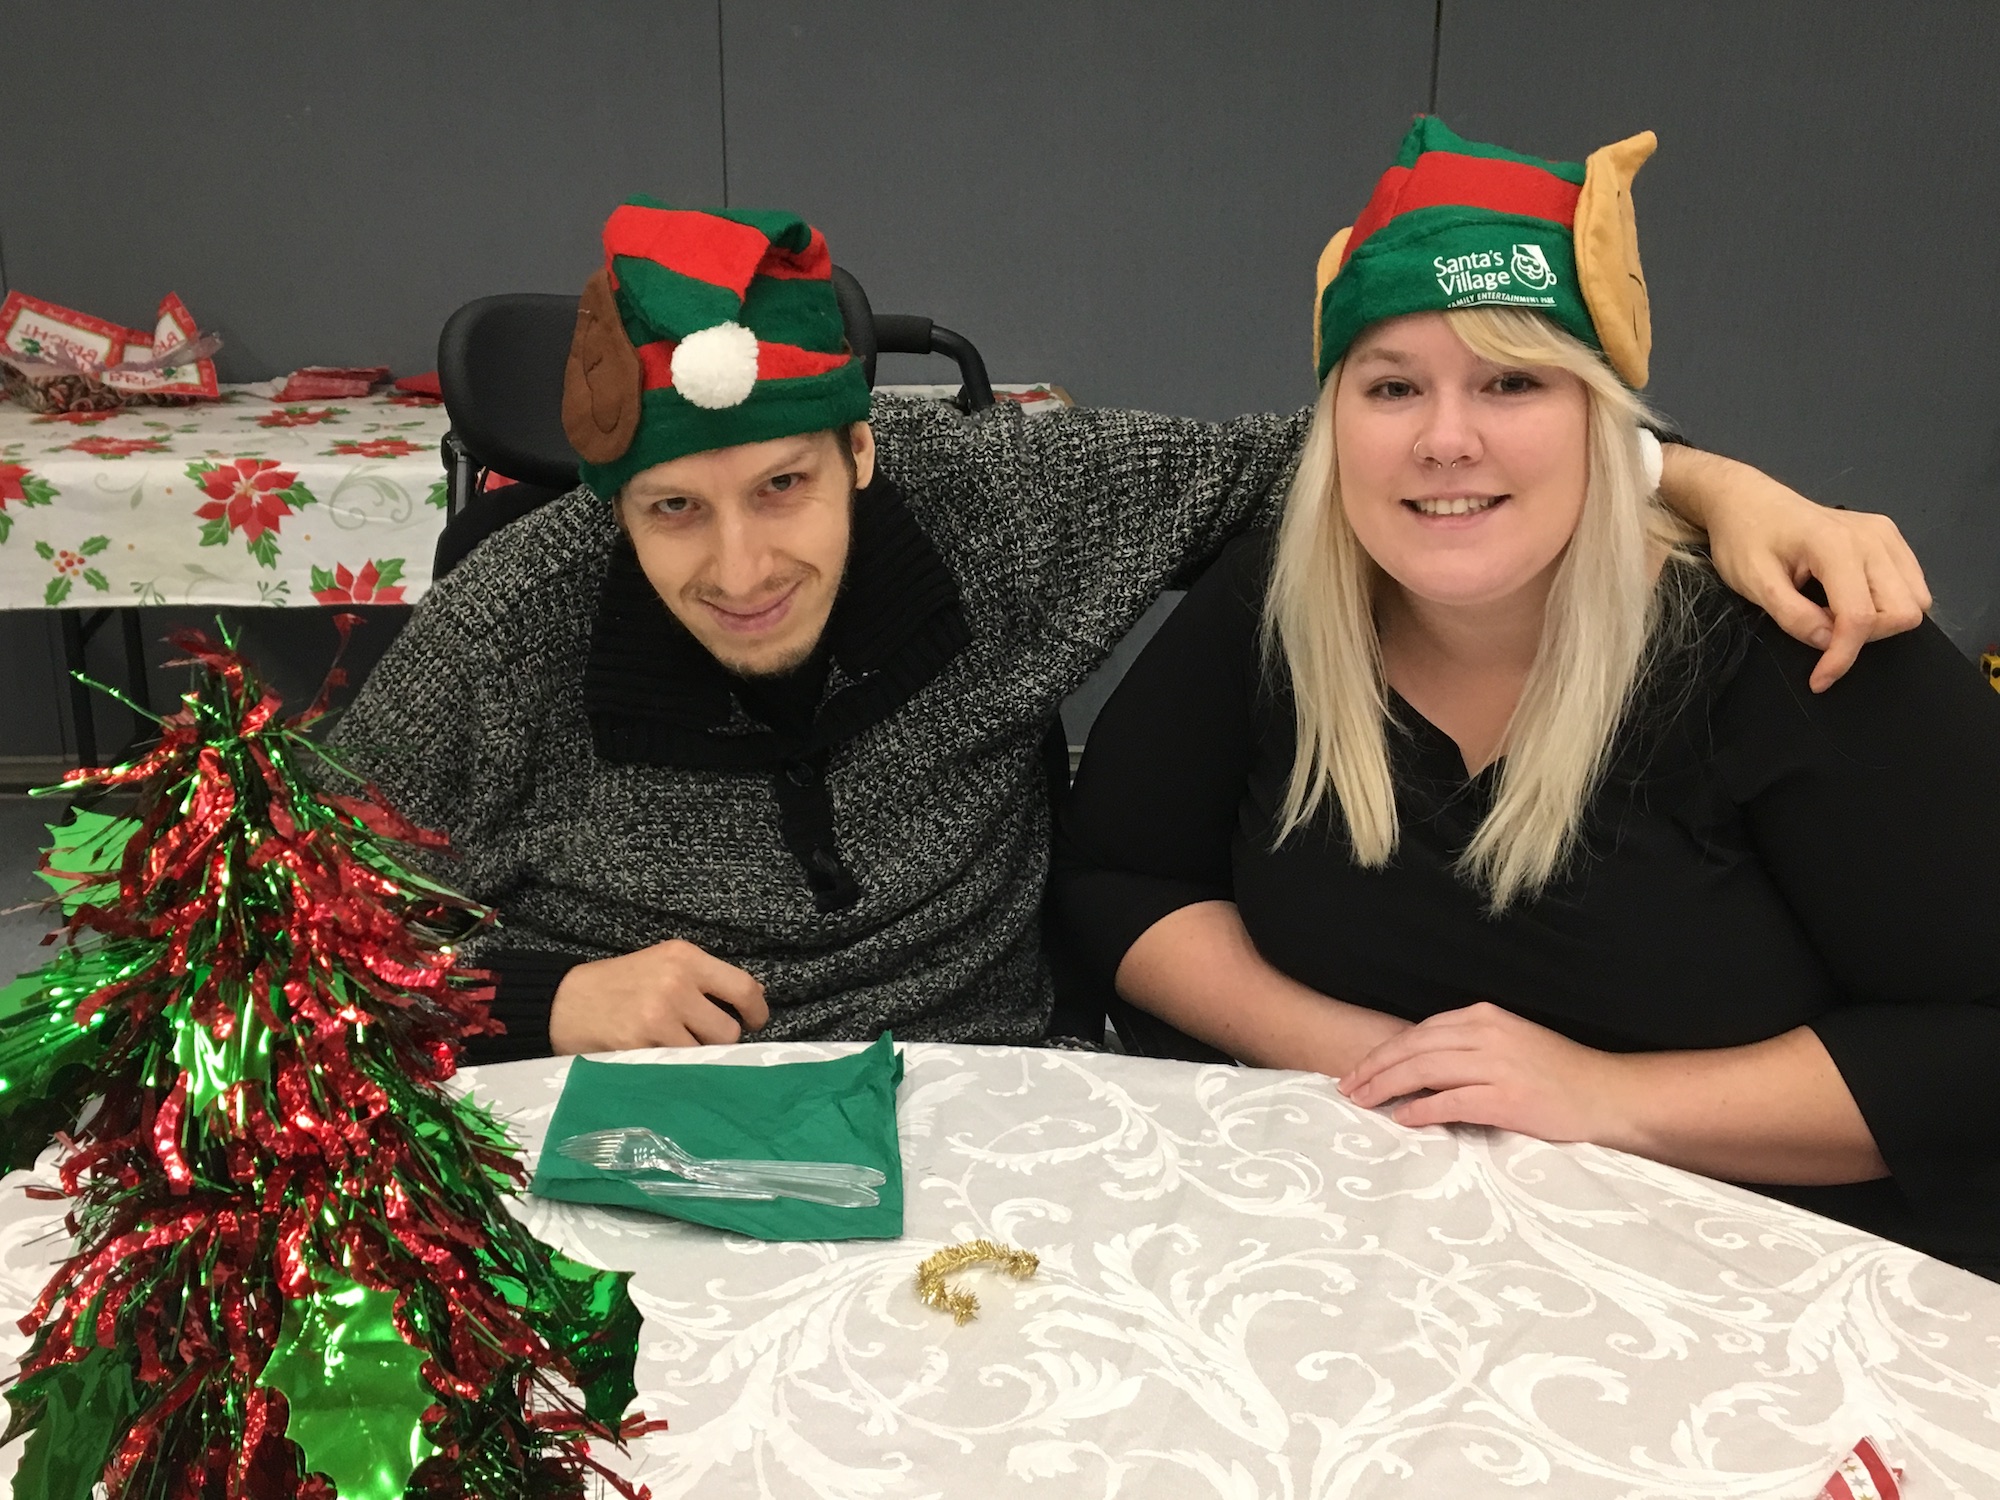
(530, 1034, 904, 1242)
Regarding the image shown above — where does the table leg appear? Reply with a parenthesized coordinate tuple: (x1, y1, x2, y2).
(119, 607, 152, 751)
(57, 610, 96, 771)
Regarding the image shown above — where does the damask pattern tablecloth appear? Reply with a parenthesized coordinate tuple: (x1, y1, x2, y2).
(0, 386, 449, 610)
(0, 1041, 1994, 1499)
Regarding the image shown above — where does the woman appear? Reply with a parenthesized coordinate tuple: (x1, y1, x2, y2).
(1053, 119, 2000, 1277)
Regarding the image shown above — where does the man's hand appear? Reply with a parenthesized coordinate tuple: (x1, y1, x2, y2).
(1335, 1002, 1628, 1142)
(1661, 445, 1931, 692)
(548, 939, 769, 1054)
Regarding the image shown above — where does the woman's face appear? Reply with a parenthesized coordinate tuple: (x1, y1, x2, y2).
(1333, 313, 1589, 612)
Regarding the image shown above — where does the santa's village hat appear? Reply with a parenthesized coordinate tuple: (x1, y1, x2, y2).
(1314, 117, 1657, 387)
(561, 200, 871, 498)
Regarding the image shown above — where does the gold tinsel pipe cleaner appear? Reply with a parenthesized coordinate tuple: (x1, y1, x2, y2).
(914, 1239, 1039, 1325)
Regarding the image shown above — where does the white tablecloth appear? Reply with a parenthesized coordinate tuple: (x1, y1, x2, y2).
(5, 1042, 1991, 1498)
(0, 386, 449, 609)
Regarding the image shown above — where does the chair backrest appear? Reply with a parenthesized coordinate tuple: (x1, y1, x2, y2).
(436, 293, 581, 493)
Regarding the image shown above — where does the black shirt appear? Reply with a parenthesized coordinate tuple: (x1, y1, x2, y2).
(732, 642, 834, 742)
(1053, 535, 2000, 1277)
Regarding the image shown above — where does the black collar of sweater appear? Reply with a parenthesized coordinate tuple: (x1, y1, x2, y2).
(584, 474, 971, 771)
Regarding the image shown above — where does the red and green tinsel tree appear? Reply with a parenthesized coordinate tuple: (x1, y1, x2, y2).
(0, 628, 656, 1500)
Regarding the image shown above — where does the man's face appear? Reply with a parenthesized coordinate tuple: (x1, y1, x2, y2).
(619, 425, 875, 677)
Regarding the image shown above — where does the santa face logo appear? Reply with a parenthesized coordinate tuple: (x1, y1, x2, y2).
(1510, 243, 1557, 290)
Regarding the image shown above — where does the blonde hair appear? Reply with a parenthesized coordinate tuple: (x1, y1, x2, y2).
(1263, 306, 1697, 910)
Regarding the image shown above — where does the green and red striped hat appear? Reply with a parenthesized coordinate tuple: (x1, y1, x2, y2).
(562, 199, 871, 497)
(1314, 117, 1657, 388)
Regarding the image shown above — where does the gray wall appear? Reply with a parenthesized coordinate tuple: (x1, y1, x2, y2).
(0, 3, 725, 381)
(1437, 0, 2000, 651)
(723, 2, 1431, 416)
(3, 0, 1997, 762)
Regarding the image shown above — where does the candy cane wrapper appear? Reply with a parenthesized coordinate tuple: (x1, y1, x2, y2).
(1818, 1436, 1903, 1500)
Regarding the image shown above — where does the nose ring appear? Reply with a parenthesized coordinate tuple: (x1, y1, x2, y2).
(1413, 441, 1461, 470)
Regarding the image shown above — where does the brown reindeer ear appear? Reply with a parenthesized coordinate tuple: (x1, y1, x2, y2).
(561, 270, 643, 464)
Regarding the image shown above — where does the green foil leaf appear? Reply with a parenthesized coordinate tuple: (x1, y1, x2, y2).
(259, 1276, 439, 1500)
(171, 985, 273, 1115)
(36, 808, 141, 914)
(0, 943, 135, 1167)
(541, 1252, 644, 1427)
(4, 1347, 142, 1500)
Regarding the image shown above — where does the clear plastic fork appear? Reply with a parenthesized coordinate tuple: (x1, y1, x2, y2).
(556, 1127, 885, 1184)
(635, 1175, 878, 1209)
(555, 1127, 886, 1199)
(630, 1179, 776, 1201)
(572, 1167, 874, 1209)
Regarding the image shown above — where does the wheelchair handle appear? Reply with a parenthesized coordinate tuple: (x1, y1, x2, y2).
(872, 313, 934, 354)
(873, 314, 995, 413)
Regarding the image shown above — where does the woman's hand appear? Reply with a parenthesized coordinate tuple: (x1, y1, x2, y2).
(1660, 445, 1931, 692)
(1337, 1001, 1629, 1142)
(1337, 1003, 1887, 1185)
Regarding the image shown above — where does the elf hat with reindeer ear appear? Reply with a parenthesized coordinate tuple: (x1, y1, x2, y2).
(1313, 116, 1656, 387)
(562, 199, 872, 499)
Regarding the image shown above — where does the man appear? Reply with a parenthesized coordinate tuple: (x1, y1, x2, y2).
(333, 201, 1928, 1063)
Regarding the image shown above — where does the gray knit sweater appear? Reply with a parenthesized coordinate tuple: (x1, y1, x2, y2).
(331, 394, 1307, 1057)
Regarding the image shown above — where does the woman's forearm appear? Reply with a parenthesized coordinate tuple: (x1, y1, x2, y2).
(1115, 901, 1409, 1075)
(1125, 909, 1888, 1187)
(1604, 1026, 1888, 1186)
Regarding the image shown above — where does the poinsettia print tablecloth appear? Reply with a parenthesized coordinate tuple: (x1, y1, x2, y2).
(0, 385, 449, 609)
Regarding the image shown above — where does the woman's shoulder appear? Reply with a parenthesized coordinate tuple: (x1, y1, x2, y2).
(1617, 558, 1753, 731)
(1621, 560, 2000, 811)
(1723, 598, 2000, 756)
(1184, 529, 1278, 616)
(1095, 530, 1279, 722)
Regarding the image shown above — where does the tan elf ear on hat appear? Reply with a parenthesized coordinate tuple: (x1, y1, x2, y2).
(1311, 226, 1353, 378)
(562, 270, 643, 465)
(1574, 131, 1656, 388)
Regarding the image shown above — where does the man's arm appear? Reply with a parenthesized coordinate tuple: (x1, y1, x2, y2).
(870, 393, 1930, 690)
(868, 393, 1311, 657)
(326, 576, 507, 848)
(1658, 444, 1932, 691)
(335, 599, 768, 1062)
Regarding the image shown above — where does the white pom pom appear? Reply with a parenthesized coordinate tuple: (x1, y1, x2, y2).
(1637, 428, 1664, 494)
(671, 321, 760, 409)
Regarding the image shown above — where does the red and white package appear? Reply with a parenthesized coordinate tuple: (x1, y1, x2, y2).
(111, 293, 223, 399)
(275, 366, 391, 400)
(1818, 1436, 1903, 1500)
(0, 292, 131, 372)
(0, 290, 220, 407)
